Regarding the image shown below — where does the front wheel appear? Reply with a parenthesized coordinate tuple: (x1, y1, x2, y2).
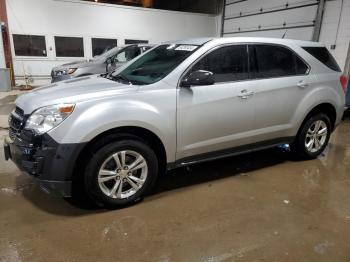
(291, 113, 331, 159)
(84, 139, 158, 208)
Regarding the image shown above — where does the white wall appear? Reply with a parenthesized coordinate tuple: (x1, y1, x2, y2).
(6, 0, 218, 85)
(319, 0, 350, 71)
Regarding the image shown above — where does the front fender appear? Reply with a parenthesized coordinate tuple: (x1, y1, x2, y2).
(48, 91, 177, 162)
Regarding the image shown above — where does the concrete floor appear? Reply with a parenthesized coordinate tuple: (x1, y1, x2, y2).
(0, 120, 350, 261)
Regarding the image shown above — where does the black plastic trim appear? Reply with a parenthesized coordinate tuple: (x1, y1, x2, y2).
(167, 137, 294, 169)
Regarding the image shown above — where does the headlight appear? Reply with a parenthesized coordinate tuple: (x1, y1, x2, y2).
(68, 68, 77, 74)
(56, 69, 68, 76)
(25, 104, 75, 134)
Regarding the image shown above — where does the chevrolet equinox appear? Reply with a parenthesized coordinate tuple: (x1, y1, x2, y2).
(4, 37, 347, 207)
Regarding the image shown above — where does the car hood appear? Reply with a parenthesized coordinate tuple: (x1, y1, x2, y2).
(16, 76, 136, 114)
(53, 60, 102, 71)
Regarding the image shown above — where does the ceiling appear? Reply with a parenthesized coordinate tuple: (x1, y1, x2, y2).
(82, 0, 223, 14)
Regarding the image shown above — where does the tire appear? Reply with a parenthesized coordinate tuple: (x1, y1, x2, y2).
(84, 139, 158, 208)
(291, 113, 331, 159)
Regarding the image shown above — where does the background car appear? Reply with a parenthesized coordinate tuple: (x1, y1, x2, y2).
(50, 44, 154, 83)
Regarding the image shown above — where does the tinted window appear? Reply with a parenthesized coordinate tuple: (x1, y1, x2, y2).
(190, 45, 248, 83)
(55, 36, 84, 57)
(125, 39, 149, 44)
(91, 38, 117, 57)
(13, 34, 46, 56)
(249, 45, 308, 79)
(302, 46, 341, 72)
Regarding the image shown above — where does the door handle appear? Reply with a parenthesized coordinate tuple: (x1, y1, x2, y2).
(238, 89, 255, 99)
(297, 81, 309, 88)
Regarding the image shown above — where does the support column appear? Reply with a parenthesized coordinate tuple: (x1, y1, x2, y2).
(220, 0, 226, 37)
(0, 0, 15, 85)
(312, 0, 325, 42)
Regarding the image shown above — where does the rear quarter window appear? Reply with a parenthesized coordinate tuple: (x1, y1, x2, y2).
(302, 47, 341, 72)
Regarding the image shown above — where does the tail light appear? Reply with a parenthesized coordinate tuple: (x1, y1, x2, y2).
(340, 75, 348, 93)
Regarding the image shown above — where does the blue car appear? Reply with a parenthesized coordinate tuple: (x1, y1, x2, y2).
(347, 80, 350, 106)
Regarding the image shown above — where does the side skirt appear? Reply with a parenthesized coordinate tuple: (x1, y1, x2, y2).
(167, 137, 294, 170)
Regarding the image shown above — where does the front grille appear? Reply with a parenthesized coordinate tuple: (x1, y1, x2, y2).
(8, 106, 25, 140)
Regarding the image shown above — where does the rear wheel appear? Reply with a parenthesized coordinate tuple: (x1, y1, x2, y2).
(291, 113, 331, 159)
(84, 139, 158, 208)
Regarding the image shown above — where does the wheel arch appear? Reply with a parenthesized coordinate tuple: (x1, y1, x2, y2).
(74, 126, 168, 178)
(298, 102, 337, 134)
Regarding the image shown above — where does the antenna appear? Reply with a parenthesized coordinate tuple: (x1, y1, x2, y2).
(282, 29, 287, 39)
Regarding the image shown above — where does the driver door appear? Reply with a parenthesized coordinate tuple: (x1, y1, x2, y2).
(176, 45, 256, 160)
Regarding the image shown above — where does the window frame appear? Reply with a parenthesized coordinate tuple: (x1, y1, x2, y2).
(178, 42, 311, 88)
(54, 35, 85, 58)
(12, 34, 48, 58)
(248, 43, 311, 80)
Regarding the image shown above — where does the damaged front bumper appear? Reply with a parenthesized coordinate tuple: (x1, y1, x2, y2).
(3, 131, 85, 197)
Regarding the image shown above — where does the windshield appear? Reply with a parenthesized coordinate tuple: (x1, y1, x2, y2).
(111, 44, 200, 85)
(92, 46, 122, 61)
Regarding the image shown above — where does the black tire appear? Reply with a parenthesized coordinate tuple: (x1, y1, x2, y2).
(84, 139, 158, 208)
(291, 113, 331, 159)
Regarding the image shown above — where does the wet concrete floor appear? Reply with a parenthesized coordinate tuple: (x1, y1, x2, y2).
(0, 121, 350, 261)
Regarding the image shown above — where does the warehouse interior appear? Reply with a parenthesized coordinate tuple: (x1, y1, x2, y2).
(0, 0, 350, 261)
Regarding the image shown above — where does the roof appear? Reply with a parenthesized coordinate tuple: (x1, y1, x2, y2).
(163, 37, 214, 46)
(164, 37, 324, 47)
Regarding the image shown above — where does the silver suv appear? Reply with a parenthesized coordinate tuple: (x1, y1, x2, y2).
(4, 37, 347, 207)
(51, 44, 153, 83)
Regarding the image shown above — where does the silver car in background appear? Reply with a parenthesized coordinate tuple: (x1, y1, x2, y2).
(51, 44, 154, 82)
(4, 37, 347, 208)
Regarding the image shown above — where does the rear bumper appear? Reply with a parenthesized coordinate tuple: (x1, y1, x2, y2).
(3, 133, 85, 197)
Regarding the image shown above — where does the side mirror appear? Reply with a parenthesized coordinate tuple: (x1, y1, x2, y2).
(181, 70, 215, 88)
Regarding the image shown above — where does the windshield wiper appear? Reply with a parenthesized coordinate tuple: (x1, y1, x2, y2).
(111, 74, 133, 85)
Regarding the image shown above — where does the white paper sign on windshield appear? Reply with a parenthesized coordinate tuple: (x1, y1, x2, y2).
(175, 45, 198, 52)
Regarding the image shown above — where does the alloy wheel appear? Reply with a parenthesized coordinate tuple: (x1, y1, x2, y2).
(304, 120, 328, 153)
(98, 150, 148, 199)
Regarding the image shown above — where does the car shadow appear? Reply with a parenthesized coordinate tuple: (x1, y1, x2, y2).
(152, 147, 292, 196)
(18, 146, 294, 216)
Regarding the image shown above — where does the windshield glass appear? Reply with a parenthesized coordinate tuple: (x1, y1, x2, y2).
(92, 46, 122, 61)
(111, 44, 200, 85)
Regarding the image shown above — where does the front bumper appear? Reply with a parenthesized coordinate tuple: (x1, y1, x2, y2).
(3, 132, 85, 197)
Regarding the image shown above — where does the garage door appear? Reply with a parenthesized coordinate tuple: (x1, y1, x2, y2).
(222, 0, 319, 40)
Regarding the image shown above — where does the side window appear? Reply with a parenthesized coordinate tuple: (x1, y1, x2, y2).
(13, 34, 47, 57)
(302, 46, 341, 72)
(249, 45, 308, 79)
(91, 38, 117, 57)
(54, 36, 84, 57)
(189, 45, 248, 83)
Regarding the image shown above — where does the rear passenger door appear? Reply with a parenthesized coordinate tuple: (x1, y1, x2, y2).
(248, 44, 315, 141)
